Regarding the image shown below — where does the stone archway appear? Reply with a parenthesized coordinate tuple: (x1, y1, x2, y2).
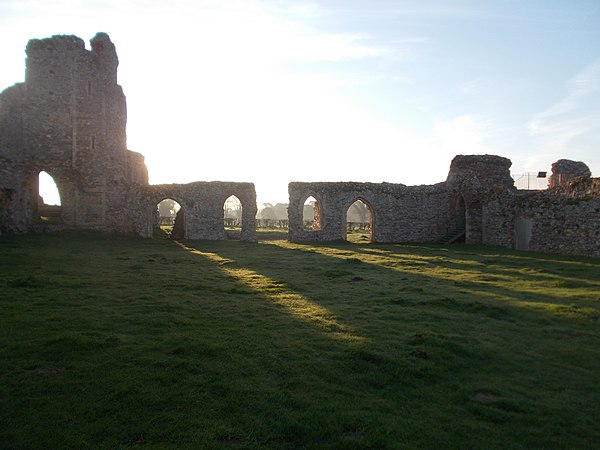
(302, 195, 322, 231)
(223, 195, 243, 239)
(37, 171, 62, 224)
(345, 198, 374, 243)
(155, 198, 183, 238)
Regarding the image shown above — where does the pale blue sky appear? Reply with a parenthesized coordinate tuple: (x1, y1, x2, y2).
(1, 0, 599, 203)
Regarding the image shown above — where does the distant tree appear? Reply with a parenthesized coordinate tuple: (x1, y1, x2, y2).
(224, 196, 242, 220)
(157, 199, 180, 218)
(259, 203, 277, 221)
(303, 203, 315, 222)
(347, 201, 370, 223)
(272, 203, 288, 220)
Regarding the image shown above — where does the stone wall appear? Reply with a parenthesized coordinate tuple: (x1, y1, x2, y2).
(288, 181, 450, 243)
(289, 155, 599, 258)
(1, 33, 598, 257)
(288, 155, 516, 245)
(141, 182, 257, 241)
(511, 180, 600, 258)
(0, 33, 256, 241)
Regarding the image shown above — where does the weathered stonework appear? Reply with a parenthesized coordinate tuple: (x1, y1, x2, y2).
(140, 182, 257, 241)
(0, 33, 256, 241)
(288, 181, 450, 243)
(512, 172, 600, 257)
(548, 159, 591, 188)
(289, 155, 600, 258)
(1, 33, 597, 256)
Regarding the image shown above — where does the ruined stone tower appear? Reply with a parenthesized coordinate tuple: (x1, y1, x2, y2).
(1, 32, 257, 240)
(0, 33, 148, 233)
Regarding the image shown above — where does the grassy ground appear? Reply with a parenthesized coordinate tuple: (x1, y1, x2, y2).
(0, 231, 599, 449)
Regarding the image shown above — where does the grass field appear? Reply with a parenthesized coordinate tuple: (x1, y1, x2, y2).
(1, 231, 599, 449)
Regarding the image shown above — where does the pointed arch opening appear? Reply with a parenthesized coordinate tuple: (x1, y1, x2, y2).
(303, 195, 321, 231)
(346, 199, 373, 243)
(223, 195, 242, 239)
(37, 171, 62, 223)
(155, 198, 183, 238)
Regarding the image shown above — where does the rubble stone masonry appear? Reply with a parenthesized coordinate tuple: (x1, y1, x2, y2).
(0, 33, 256, 241)
(1, 33, 598, 256)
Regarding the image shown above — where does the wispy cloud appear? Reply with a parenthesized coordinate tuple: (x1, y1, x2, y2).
(527, 59, 600, 150)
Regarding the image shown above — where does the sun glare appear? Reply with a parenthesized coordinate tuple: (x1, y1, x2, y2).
(15, 1, 597, 205)
(38, 171, 61, 206)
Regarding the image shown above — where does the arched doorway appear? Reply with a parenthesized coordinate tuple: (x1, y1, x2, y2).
(155, 198, 183, 238)
(345, 199, 373, 242)
(223, 195, 242, 239)
(37, 171, 62, 223)
(448, 195, 467, 244)
(455, 195, 466, 243)
(443, 194, 466, 244)
(303, 195, 321, 231)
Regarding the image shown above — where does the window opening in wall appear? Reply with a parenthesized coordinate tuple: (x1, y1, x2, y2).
(346, 199, 373, 243)
(38, 171, 62, 223)
(87, 80, 92, 96)
(155, 198, 182, 238)
(224, 195, 242, 239)
(303, 196, 321, 231)
(91, 135, 96, 149)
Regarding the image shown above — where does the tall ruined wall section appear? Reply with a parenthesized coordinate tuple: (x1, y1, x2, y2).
(512, 164, 600, 258)
(0, 33, 148, 234)
(446, 155, 516, 247)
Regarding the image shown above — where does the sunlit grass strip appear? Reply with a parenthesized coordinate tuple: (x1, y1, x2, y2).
(176, 242, 365, 343)
(513, 301, 600, 320)
(271, 240, 600, 309)
(358, 247, 600, 288)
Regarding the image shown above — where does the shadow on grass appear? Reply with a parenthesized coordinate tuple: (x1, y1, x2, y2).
(187, 239, 600, 325)
(174, 238, 600, 447)
(2, 232, 600, 449)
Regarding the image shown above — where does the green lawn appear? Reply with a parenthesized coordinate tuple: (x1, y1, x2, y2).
(1, 231, 599, 449)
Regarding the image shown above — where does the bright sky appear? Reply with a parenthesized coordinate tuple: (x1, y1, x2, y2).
(2, 0, 599, 205)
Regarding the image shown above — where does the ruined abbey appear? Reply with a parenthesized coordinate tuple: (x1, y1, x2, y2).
(0, 33, 256, 241)
(1, 33, 599, 258)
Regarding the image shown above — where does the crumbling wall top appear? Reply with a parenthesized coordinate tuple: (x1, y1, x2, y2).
(26, 34, 86, 54)
(446, 154, 514, 190)
(548, 159, 592, 189)
(25, 32, 118, 86)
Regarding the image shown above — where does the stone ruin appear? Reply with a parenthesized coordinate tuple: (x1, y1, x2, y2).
(289, 155, 600, 257)
(0, 33, 256, 241)
(1, 33, 599, 258)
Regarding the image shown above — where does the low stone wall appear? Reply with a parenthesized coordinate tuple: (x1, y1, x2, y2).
(513, 189, 600, 258)
(141, 182, 257, 241)
(288, 181, 450, 243)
